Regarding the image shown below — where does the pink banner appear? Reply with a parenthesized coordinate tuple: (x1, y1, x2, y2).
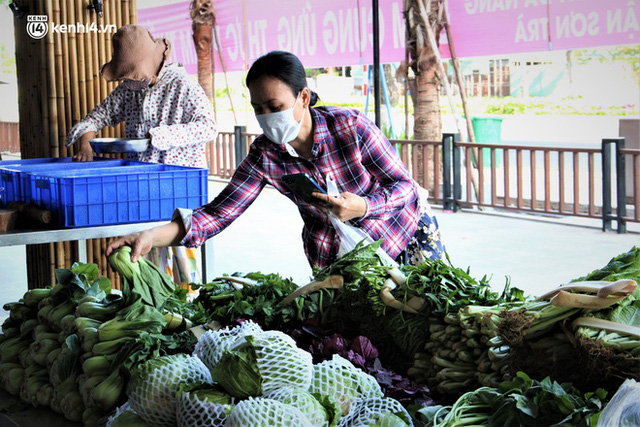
(442, 0, 639, 57)
(137, 0, 639, 74)
(138, 0, 407, 74)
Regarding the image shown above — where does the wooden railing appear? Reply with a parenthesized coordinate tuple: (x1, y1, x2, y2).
(0, 122, 20, 154)
(207, 128, 638, 231)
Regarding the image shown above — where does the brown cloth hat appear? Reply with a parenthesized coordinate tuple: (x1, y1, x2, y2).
(100, 25, 172, 82)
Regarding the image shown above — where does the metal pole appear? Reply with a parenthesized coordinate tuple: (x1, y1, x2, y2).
(372, 0, 381, 128)
(602, 139, 613, 231)
(443, 133, 453, 211)
(615, 138, 627, 233)
(234, 125, 247, 168)
(452, 133, 462, 211)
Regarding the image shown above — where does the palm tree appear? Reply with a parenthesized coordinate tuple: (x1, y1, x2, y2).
(190, 0, 214, 105)
(402, 0, 446, 190)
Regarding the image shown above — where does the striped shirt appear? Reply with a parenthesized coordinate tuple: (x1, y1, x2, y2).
(183, 106, 421, 268)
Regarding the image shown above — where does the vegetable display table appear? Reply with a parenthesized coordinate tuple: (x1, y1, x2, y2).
(0, 222, 214, 283)
(0, 388, 79, 426)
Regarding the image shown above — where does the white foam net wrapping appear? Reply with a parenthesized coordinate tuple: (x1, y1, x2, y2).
(193, 321, 263, 370)
(127, 354, 213, 427)
(248, 330, 313, 393)
(105, 401, 152, 427)
(263, 386, 330, 426)
(337, 397, 413, 427)
(224, 397, 312, 427)
(308, 354, 383, 416)
(176, 389, 234, 427)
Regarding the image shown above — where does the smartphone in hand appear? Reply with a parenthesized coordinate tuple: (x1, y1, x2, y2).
(282, 173, 327, 203)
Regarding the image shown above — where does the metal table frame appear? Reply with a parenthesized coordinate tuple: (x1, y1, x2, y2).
(0, 222, 214, 283)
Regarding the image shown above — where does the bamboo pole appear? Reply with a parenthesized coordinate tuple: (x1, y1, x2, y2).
(100, 238, 108, 278)
(93, 239, 101, 271)
(82, 7, 96, 126)
(87, 240, 93, 268)
(75, 1, 88, 125)
(112, 1, 125, 27)
(49, 243, 56, 285)
(130, 0, 138, 24)
(53, 0, 66, 158)
(88, 6, 101, 123)
(67, 0, 81, 148)
(45, 0, 59, 158)
(97, 14, 108, 137)
(59, 0, 71, 157)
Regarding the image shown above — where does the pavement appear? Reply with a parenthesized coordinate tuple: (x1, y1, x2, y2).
(206, 179, 639, 298)
(1, 160, 638, 317)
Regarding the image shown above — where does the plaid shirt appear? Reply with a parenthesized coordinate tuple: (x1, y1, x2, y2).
(183, 106, 421, 268)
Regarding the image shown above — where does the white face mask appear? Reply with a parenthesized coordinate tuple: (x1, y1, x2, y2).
(255, 92, 305, 145)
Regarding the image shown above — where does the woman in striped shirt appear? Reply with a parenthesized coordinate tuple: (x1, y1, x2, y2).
(107, 50, 444, 268)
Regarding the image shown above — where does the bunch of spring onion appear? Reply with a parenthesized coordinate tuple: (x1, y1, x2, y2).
(397, 258, 526, 398)
(417, 371, 607, 427)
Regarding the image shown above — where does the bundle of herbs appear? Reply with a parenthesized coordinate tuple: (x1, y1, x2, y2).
(192, 271, 337, 331)
(412, 371, 607, 427)
(497, 247, 640, 394)
(400, 257, 526, 399)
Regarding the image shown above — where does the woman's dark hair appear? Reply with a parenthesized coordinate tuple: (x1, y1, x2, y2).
(246, 50, 319, 106)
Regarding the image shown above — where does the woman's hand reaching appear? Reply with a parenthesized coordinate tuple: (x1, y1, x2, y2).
(106, 220, 187, 263)
(106, 230, 156, 262)
(311, 191, 367, 222)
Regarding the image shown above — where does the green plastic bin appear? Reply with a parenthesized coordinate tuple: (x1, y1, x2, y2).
(471, 116, 503, 166)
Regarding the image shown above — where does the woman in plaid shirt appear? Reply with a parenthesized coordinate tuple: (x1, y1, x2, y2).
(108, 51, 444, 268)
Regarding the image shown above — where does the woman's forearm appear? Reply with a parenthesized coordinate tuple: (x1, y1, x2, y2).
(151, 220, 187, 247)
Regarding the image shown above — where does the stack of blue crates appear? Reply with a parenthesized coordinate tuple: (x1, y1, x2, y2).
(0, 157, 208, 228)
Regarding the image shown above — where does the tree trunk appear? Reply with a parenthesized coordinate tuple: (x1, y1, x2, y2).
(413, 44, 441, 143)
(190, 1, 214, 103)
(404, 0, 444, 192)
(193, 22, 213, 101)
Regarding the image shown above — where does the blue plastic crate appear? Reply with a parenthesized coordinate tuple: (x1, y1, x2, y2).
(31, 164, 208, 227)
(16, 160, 152, 211)
(0, 157, 128, 207)
(29, 164, 162, 215)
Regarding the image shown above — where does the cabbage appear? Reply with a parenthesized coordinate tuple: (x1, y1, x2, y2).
(225, 397, 312, 427)
(336, 396, 413, 426)
(127, 354, 213, 427)
(209, 329, 313, 399)
(106, 402, 150, 427)
(309, 355, 383, 416)
(264, 386, 341, 427)
(193, 320, 264, 370)
(176, 383, 235, 427)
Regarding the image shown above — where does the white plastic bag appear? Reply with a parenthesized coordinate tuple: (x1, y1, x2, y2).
(325, 175, 399, 269)
(597, 378, 640, 427)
